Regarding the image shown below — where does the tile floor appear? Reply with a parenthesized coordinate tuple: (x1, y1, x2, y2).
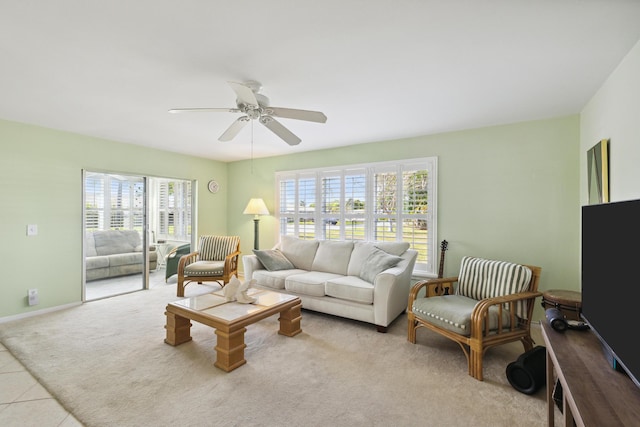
(0, 343, 83, 427)
(0, 268, 214, 426)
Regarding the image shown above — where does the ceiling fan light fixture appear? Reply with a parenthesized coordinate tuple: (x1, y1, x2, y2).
(169, 80, 326, 145)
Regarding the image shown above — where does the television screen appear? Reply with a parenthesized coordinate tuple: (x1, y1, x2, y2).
(582, 199, 640, 389)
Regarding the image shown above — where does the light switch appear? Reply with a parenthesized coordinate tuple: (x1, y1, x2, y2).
(27, 224, 38, 236)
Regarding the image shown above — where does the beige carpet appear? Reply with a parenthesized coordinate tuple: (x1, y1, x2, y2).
(0, 283, 550, 427)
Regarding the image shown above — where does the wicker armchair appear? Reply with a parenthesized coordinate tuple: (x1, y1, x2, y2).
(407, 256, 542, 381)
(165, 243, 191, 283)
(176, 236, 241, 297)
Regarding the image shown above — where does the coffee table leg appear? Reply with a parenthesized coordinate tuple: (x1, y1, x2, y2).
(164, 309, 192, 345)
(278, 302, 302, 337)
(214, 327, 247, 372)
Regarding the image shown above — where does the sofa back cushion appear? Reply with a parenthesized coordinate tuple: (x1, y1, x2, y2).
(85, 232, 98, 257)
(347, 241, 409, 276)
(198, 235, 239, 261)
(456, 256, 532, 300)
(280, 235, 319, 271)
(92, 230, 142, 256)
(311, 240, 354, 275)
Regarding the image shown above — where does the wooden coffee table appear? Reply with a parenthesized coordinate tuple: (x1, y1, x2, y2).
(164, 289, 302, 372)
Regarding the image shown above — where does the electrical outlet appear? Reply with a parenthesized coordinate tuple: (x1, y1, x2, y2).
(28, 288, 39, 306)
(27, 224, 38, 236)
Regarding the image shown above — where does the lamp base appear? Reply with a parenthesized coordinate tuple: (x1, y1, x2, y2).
(253, 218, 260, 250)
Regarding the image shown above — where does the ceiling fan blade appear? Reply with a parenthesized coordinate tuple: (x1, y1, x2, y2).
(267, 107, 327, 123)
(168, 108, 240, 113)
(219, 116, 250, 142)
(260, 116, 302, 146)
(228, 81, 259, 107)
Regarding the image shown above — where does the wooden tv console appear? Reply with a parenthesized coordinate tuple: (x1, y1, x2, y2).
(541, 321, 640, 426)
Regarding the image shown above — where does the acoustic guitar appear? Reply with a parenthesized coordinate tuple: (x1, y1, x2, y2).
(438, 240, 448, 279)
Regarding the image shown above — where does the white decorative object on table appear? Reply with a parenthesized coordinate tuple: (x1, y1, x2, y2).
(236, 278, 257, 304)
(223, 275, 241, 301)
(224, 275, 257, 304)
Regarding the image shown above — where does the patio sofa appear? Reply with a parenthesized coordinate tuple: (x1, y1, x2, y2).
(85, 230, 157, 281)
(242, 236, 418, 332)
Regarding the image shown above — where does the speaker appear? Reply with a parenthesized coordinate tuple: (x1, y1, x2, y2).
(545, 307, 589, 332)
(506, 345, 546, 394)
(546, 307, 568, 332)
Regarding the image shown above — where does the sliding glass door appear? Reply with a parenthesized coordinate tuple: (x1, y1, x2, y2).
(82, 171, 194, 301)
(83, 171, 149, 300)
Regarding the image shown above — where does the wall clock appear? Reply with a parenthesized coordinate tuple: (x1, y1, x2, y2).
(207, 180, 220, 194)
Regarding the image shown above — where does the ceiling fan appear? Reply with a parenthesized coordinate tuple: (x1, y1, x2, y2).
(169, 81, 327, 146)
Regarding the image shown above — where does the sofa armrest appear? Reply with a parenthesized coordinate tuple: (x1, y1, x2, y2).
(242, 254, 265, 280)
(372, 249, 418, 326)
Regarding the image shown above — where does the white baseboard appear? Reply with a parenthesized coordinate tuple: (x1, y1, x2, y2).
(0, 302, 81, 324)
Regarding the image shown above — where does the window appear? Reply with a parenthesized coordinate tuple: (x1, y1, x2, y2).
(84, 173, 144, 232)
(276, 157, 437, 275)
(84, 173, 192, 243)
(152, 178, 192, 242)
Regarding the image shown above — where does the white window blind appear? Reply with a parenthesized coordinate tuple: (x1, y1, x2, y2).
(84, 173, 144, 232)
(153, 178, 192, 242)
(276, 157, 437, 275)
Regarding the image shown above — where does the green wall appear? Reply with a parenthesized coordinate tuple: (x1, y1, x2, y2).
(228, 116, 581, 322)
(0, 119, 228, 318)
(3, 35, 639, 323)
(1, 115, 580, 321)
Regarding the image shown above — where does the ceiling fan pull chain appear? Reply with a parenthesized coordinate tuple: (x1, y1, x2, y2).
(250, 120, 254, 174)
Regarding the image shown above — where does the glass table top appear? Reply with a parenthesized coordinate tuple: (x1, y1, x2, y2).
(169, 289, 298, 321)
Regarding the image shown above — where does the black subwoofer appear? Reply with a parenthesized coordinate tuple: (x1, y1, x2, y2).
(506, 345, 546, 394)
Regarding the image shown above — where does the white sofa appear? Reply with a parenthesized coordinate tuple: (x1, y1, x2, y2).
(242, 236, 418, 332)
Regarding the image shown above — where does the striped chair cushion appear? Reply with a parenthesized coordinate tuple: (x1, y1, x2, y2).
(198, 235, 239, 261)
(457, 256, 532, 300)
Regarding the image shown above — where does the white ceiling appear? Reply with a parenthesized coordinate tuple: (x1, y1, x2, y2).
(1, 1, 640, 162)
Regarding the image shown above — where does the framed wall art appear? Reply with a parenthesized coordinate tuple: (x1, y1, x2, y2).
(587, 139, 609, 205)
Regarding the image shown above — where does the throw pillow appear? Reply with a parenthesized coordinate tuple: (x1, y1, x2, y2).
(253, 249, 295, 271)
(359, 247, 403, 283)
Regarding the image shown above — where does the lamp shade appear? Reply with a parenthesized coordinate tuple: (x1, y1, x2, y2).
(243, 198, 269, 216)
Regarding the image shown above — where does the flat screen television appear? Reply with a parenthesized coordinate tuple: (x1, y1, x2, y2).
(582, 199, 640, 389)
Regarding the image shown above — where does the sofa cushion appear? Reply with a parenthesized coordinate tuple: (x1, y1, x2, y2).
(253, 269, 307, 290)
(359, 248, 403, 283)
(108, 252, 143, 267)
(456, 256, 532, 300)
(184, 260, 225, 276)
(325, 276, 374, 304)
(347, 241, 409, 276)
(285, 271, 343, 297)
(199, 235, 239, 261)
(311, 240, 354, 275)
(412, 294, 513, 336)
(93, 230, 142, 256)
(85, 232, 98, 257)
(253, 249, 295, 271)
(280, 236, 319, 271)
(85, 255, 109, 270)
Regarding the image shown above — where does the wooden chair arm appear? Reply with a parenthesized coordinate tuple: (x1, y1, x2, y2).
(408, 277, 458, 308)
(177, 251, 200, 273)
(223, 250, 241, 273)
(471, 291, 543, 338)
